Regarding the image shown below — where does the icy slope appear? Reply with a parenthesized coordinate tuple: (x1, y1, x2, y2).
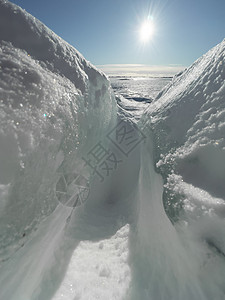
(0, 0, 116, 266)
(136, 39, 225, 299)
(142, 39, 225, 211)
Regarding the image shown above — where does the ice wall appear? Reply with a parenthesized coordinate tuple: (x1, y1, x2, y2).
(137, 39, 225, 299)
(0, 0, 117, 263)
(142, 39, 225, 217)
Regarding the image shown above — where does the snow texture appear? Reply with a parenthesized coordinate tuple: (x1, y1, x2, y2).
(1, 0, 225, 299)
(142, 39, 225, 214)
(139, 39, 225, 299)
(0, 0, 116, 263)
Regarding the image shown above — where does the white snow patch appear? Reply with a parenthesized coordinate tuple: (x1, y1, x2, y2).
(53, 224, 130, 300)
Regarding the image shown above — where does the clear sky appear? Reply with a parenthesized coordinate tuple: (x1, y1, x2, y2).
(10, 0, 225, 73)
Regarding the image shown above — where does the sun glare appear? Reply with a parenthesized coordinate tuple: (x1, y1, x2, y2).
(139, 19, 155, 43)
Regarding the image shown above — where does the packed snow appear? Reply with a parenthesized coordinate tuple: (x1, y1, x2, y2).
(0, 0, 225, 299)
(0, 0, 116, 262)
(53, 224, 130, 300)
(139, 38, 225, 299)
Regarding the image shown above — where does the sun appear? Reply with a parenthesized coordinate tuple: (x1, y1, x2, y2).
(139, 19, 155, 43)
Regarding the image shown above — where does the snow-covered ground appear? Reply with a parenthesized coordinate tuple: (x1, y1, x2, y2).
(1, 0, 225, 299)
(111, 76, 171, 121)
(53, 224, 130, 300)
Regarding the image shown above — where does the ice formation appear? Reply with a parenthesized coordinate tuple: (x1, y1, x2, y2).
(0, 1, 117, 298)
(0, 0, 225, 299)
(142, 39, 225, 219)
(0, 0, 116, 256)
(138, 39, 225, 299)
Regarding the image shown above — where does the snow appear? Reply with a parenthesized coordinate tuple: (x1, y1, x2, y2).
(1, 0, 225, 299)
(0, 0, 116, 263)
(139, 39, 225, 298)
(111, 76, 171, 122)
(142, 39, 225, 207)
(53, 224, 130, 300)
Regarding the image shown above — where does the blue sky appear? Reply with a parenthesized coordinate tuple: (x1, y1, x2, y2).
(11, 0, 225, 74)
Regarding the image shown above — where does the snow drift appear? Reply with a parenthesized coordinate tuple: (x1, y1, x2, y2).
(142, 39, 225, 220)
(0, 0, 117, 283)
(136, 39, 225, 299)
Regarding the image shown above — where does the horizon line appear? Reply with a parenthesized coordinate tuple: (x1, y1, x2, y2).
(96, 64, 187, 77)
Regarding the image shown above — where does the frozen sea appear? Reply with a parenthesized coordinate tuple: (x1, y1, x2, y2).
(110, 76, 172, 120)
(110, 76, 172, 100)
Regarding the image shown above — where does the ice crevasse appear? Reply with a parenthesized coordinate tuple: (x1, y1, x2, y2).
(1, 0, 225, 299)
